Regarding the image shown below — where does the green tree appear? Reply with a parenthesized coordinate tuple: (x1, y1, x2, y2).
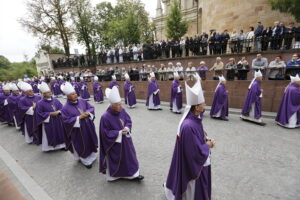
(269, 0, 300, 22)
(165, 0, 188, 41)
(40, 44, 65, 54)
(94, 0, 153, 48)
(19, 0, 73, 56)
(0, 56, 37, 81)
(71, 0, 98, 57)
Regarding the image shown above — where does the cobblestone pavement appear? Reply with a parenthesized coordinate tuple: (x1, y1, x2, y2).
(0, 99, 299, 200)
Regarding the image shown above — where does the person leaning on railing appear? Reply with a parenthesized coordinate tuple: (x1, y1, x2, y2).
(210, 57, 224, 80)
(286, 54, 300, 76)
(268, 56, 286, 80)
(236, 58, 250, 80)
(225, 58, 237, 81)
(252, 54, 268, 78)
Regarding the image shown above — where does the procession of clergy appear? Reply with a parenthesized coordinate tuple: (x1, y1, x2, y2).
(0, 69, 299, 200)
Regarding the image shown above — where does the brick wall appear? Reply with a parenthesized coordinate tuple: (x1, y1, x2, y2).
(87, 79, 289, 113)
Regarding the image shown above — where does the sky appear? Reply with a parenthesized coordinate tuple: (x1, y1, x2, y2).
(0, 0, 157, 62)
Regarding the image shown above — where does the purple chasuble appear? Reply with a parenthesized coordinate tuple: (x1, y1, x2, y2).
(93, 82, 104, 102)
(197, 66, 208, 79)
(109, 81, 119, 89)
(18, 95, 42, 144)
(71, 82, 80, 97)
(124, 81, 137, 106)
(51, 81, 62, 96)
(0, 92, 10, 123)
(61, 99, 98, 158)
(99, 107, 139, 177)
(241, 80, 262, 119)
(276, 83, 300, 125)
(165, 112, 211, 200)
(170, 80, 183, 110)
(79, 81, 90, 100)
(7, 93, 21, 125)
(36, 98, 66, 147)
(146, 80, 161, 106)
(210, 84, 229, 119)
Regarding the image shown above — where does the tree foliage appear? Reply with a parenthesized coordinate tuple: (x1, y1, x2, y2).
(19, 0, 73, 56)
(165, 0, 188, 41)
(269, 0, 300, 22)
(0, 56, 37, 81)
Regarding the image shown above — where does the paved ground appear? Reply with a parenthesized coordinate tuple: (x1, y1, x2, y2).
(0, 99, 299, 200)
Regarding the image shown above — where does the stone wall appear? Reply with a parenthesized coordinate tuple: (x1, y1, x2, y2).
(201, 0, 298, 33)
(86, 79, 288, 113)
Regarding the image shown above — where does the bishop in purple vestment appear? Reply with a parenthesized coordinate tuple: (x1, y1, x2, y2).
(210, 76, 229, 120)
(276, 76, 300, 128)
(18, 82, 42, 144)
(146, 72, 161, 110)
(124, 73, 137, 108)
(0, 84, 11, 124)
(164, 75, 215, 200)
(79, 77, 90, 100)
(99, 86, 143, 181)
(93, 76, 104, 103)
(241, 70, 264, 124)
(60, 82, 98, 168)
(109, 75, 119, 89)
(36, 82, 66, 151)
(7, 83, 21, 128)
(170, 72, 183, 114)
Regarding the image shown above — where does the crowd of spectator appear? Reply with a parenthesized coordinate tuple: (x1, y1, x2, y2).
(51, 21, 300, 69)
(47, 53, 300, 82)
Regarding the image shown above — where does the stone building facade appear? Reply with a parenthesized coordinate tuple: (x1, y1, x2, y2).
(153, 0, 297, 40)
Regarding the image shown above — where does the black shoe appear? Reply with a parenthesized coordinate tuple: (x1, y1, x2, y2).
(158, 108, 162, 110)
(222, 118, 229, 121)
(132, 175, 144, 181)
(85, 164, 92, 169)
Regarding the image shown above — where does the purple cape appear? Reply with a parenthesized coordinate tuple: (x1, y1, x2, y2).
(124, 81, 137, 106)
(99, 107, 139, 177)
(93, 82, 104, 102)
(36, 98, 66, 147)
(0, 93, 10, 123)
(241, 80, 262, 119)
(276, 83, 300, 125)
(61, 99, 98, 158)
(170, 80, 183, 110)
(109, 81, 119, 89)
(71, 82, 81, 97)
(165, 112, 211, 199)
(31, 81, 39, 93)
(79, 81, 90, 100)
(146, 80, 160, 106)
(210, 84, 229, 119)
(18, 95, 42, 144)
(197, 66, 208, 79)
(51, 81, 62, 96)
(7, 93, 21, 125)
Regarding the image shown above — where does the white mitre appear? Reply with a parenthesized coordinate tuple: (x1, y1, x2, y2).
(124, 73, 130, 80)
(249, 70, 263, 89)
(61, 82, 75, 95)
(174, 71, 179, 78)
(10, 83, 19, 91)
(2, 83, 11, 91)
(20, 82, 33, 91)
(105, 86, 121, 104)
(112, 75, 116, 80)
(150, 72, 155, 78)
(293, 74, 300, 82)
(177, 74, 205, 136)
(94, 76, 99, 81)
(38, 82, 50, 93)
